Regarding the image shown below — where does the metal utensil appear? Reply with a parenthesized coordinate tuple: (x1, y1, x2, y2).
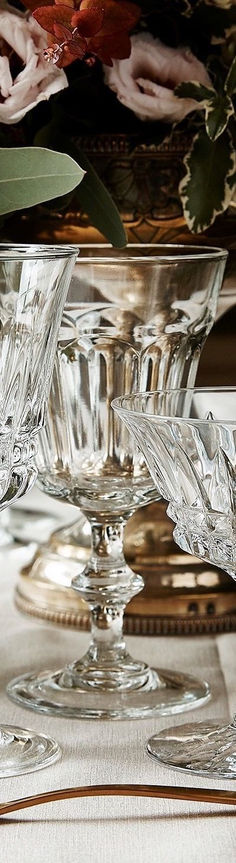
(0, 783, 236, 818)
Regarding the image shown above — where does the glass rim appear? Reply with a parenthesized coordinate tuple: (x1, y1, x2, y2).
(0, 243, 228, 265)
(112, 387, 236, 426)
(1, 243, 227, 263)
(76, 243, 228, 264)
(0, 244, 79, 261)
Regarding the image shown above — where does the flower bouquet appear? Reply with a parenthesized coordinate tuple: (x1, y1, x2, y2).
(1, 0, 235, 237)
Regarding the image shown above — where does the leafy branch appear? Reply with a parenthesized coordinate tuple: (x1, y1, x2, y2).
(175, 56, 236, 232)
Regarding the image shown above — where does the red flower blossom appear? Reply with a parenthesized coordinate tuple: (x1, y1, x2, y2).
(30, 0, 141, 67)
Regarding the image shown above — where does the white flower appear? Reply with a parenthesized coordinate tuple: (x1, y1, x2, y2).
(0, 7, 68, 124)
(104, 33, 211, 124)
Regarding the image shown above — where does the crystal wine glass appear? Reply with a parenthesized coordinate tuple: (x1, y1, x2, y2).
(15, 243, 236, 604)
(8, 246, 226, 720)
(0, 243, 77, 776)
(114, 387, 236, 776)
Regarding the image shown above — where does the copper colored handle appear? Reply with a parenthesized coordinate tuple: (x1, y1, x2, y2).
(0, 783, 236, 817)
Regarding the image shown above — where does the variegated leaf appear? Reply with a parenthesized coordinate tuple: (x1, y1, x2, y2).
(176, 82, 234, 141)
(225, 56, 236, 96)
(205, 92, 234, 141)
(179, 128, 236, 233)
(175, 82, 216, 103)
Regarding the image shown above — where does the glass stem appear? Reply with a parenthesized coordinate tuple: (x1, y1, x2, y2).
(72, 517, 143, 664)
(90, 607, 126, 663)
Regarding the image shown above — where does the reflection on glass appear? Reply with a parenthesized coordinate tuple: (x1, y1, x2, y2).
(115, 387, 236, 775)
(8, 246, 226, 719)
(0, 244, 77, 776)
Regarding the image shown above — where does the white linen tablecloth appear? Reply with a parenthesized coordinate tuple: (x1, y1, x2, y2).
(0, 495, 236, 863)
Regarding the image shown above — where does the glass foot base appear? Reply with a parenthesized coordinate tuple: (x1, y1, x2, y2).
(0, 724, 60, 777)
(147, 720, 236, 778)
(7, 667, 210, 720)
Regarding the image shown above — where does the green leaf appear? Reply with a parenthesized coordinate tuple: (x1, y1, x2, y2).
(0, 147, 84, 216)
(179, 127, 236, 233)
(175, 82, 216, 103)
(225, 57, 236, 96)
(35, 125, 127, 248)
(205, 93, 234, 141)
(176, 81, 234, 141)
(72, 148, 127, 248)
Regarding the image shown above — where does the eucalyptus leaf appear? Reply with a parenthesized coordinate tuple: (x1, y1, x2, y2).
(225, 57, 236, 96)
(34, 124, 127, 248)
(72, 148, 127, 249)
(0, 147, 84, 216)
(179, 128, 235, 233)
(205, 93, 234, 141)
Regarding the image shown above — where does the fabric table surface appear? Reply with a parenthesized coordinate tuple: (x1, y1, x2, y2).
(0, 491, 236, 863)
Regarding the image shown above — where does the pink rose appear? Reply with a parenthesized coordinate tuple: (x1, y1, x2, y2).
(0, 6, 68, 124)
(103, 33, 211, 124)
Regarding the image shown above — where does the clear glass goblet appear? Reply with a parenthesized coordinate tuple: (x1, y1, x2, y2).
(8, 246, 226, 720)
(114, 387, 236, 776)
(0, 243, 77, 776)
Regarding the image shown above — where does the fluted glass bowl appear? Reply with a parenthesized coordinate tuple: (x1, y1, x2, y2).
(8, 246, 227, 720)
(0, 243, 77, 776)
(113, 387, 236, 776)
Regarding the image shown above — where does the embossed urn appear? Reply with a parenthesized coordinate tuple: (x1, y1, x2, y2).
(6, 132, 236, 257)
